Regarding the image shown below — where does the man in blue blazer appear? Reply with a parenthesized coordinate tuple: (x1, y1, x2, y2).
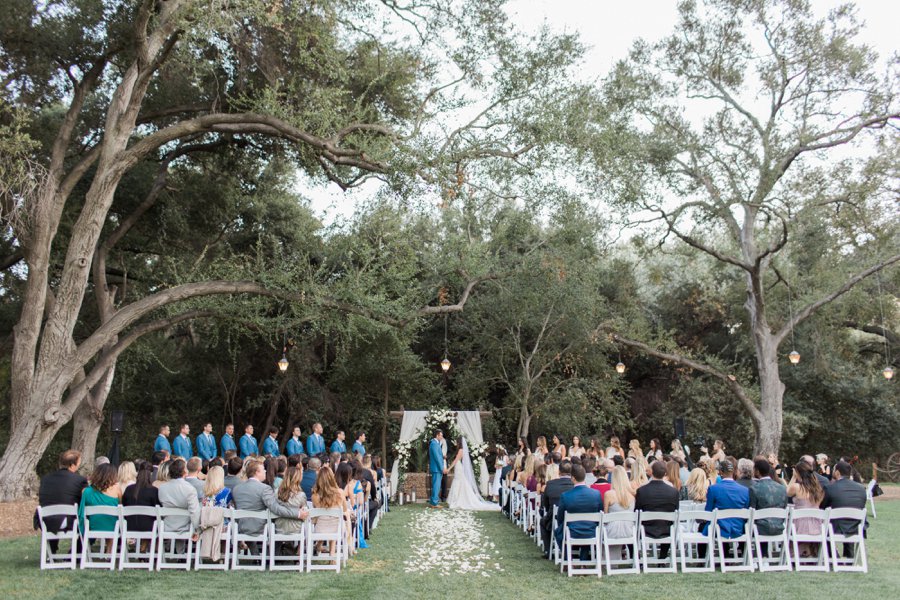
(352, 432, 366, 456)
(239, 424, 259, 459)
(196, 422, 217, 460)
(703, 459, 750, 538)
(286, 426, 305, 456)
(555, 464, 602, 559)
(306, 422, 326, 456)
(154, 425, 172, 454)
(262, 426, 280, 456)
(172, 424, 193, 459)
(429, 430, 447, 507)
(330, 431, 347, 454)
(220, 423, 237, 455)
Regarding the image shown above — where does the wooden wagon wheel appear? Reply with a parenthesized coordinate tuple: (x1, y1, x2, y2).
(884, 452, 900, 482)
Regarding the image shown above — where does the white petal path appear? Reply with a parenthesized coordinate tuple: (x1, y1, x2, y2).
(403, 509, 504, 577)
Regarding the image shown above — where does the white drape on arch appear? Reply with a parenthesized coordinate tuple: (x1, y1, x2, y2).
(389, 410, 489, 497)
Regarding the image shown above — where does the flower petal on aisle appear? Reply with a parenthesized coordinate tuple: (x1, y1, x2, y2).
(403, 509, 503, 576)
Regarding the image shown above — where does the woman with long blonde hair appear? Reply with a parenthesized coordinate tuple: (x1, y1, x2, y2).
(534, 436, 549, 461)
(603, 466, 635, 552)
(627, 439, 642, 460)
(685, 468, 709, 503)
(670, 439, 686, 461)
(517, 453, 536, 486)
(630, 456, 649, 490)
(117, 461, 137, 489)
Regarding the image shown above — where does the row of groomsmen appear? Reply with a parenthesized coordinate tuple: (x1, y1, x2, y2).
(153, 421, 367, 460)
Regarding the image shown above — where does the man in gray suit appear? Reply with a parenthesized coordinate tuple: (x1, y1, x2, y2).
(184, 457, 205, 498)
(158, 459, 201, 533)
(232, 460, 308, 538)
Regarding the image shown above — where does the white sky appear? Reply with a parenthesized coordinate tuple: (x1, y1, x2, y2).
(303, 0, 900, 226)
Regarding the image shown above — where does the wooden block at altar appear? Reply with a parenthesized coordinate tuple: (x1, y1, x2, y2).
(398, 472, 454, 502)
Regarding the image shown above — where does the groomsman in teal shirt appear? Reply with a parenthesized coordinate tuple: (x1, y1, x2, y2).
(330, 431, 347, 454)
(220, 423, 237, 455)
(154, 425, 172, 454)
(239, 424, 259, 458)
(262, 426, 280, 456)
(286, 426, 305, 456)
(172, 424, 193, 459)
(197, 422, 217, 460)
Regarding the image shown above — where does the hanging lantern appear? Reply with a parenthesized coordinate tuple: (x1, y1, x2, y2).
(277, 354, 289, 373)
(884, 366, 895, 380)
(440, 357, 452, 372)
(615, 362, 626, 374)
(788, 350, 800, 365)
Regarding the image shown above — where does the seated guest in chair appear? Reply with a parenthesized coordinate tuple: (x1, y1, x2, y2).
(220, 423, 237, 456)
(158, 459, 201, 535)
(286, 426, 305, 456)
(540, 460, 574, 558)
(35, 450, 88, 551)
(239, 424, 259, 459)
(263, 426, 280, 457)
(173, 424, 193, 459)
(184, 457, 205, 498)
(822, 461, 867, 558)
(302, 457, 322, 499)
(635, 460, 680, 559)
(703, 459, 750, 540)
(123, 462, 160, 551)
(749, 458, 787, 533)
(331, 431, 347, 454)
(224, 457, 244, 490)
(78, 463, 121, 535)
(233, 460, 307, 547)
(197, 423, 217, 461)
(554, 464, 602, 560)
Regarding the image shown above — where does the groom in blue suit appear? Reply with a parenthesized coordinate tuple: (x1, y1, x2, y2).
(429, 430, 447, 507)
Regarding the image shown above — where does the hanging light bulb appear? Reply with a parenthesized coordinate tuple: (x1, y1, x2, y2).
(786, 286, 800, 366)
(615, 362, 626, 374)
(440, 357, 451, 372)
(884, 366, 895, 380)
(876, 275, 894, 381)
(277, 351, 289, 373)
(788, 350, 800, 365)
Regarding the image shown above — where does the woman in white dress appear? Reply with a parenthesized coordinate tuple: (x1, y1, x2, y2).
(447, 437, 500, 511)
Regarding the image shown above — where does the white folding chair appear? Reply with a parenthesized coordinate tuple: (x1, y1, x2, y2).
(194, 508, 232, 570)
(37, 504, 79, 570)
(714, 508, 754, 572)
(549, 505, 562, 566)
(677, 509, 716, 573)
(601, 511, 640, 575)
(827, 508, 867, 573)
(231, 509, 270, 571)
(638, 511, 677, 573)
(865, 480, 877, 519)
(561, 512, 602, 577)
(156, 507, 195, 570)
(527, 492, 540, 542)
(789, 508, 829, 572)
(751, 508, 791, 572)
(119, 506, 158, 570)
(307, 508, 345, 573)
(268, 518, 306, 572)
(80, 506, 121, 570)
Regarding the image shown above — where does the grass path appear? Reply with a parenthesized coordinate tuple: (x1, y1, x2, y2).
(0, 502, 898, 599)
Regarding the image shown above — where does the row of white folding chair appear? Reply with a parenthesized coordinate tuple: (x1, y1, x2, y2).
(533, 507, 867, 576)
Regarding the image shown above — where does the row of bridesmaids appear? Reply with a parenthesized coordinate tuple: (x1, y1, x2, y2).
(512, 435, 727, 464)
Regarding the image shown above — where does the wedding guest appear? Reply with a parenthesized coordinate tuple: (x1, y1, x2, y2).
(630, 456, 649, 491)
(569, 436, 585, 458)
(821, 461, 866, 558)
(239, 424, 259, 459)
(329, 430, 346, 454)
(685, 468, 709, 503)
(635, 461, 679, 559)
(816, 454, 832, 480)
(534, 464, 548, 495)
(275, 466, 307, 545)
(517, 454, 535, 487)
(540, 461, 573, 558)
(645, 439, 663, 462)
(606, 436, 625, 459)
(710, 440, 726, 462)
(311, 466, 352, 555)
(224, 457, 243, 490)
(152, 461, 171, 489)
(590, 462, 611, 499)
(150, 450, 168, 482)
(666, 460, 688, 500)
(546, 452, 561, 481)
(158, 459, 201, 534)
(801, 455, 830, 488)
(552, 434, 567, 459)
(554, 464, 602, 560)
(492, 448, 508, 501)
(202, 466, 232, 509)
(749, 459, 787, 538)
(185, 457, 205, 498)
(736, 458, 755, 489)
(233, 460, 306, 538)
(582, 456, 597, 485)
(286, 426, 305, 456)
(702, 460, 749, 540)
(35, 450, 87, 552)
(603, 466, 635, 554)
(787, 461, 825, 558)
(302, 457, 321, 498)
(118, 460, 137, 489)
(273, 456, 287, 489)
(123, 462, 160, 539)
(78, 463, 121, 534)
(220, 423, 238, 456)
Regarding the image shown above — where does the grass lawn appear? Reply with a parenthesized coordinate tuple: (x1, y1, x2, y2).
(1, 500, 897, 600)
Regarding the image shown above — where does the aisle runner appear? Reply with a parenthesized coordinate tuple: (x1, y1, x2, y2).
(403, 509, 505, 576)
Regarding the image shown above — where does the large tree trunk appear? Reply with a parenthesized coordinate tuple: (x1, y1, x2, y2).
(516, 401, 531, 440)
(0, 396, 68, 500)
(754, 334, 785, 456)
(71, 366, 116, 470)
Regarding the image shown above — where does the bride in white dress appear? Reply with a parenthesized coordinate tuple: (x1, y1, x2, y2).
(447, 436, 500, 511)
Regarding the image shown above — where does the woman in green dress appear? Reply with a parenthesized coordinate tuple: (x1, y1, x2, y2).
(78, 463, 121, 534)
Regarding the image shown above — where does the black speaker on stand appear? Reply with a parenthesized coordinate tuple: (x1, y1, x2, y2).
(674, 417, 686, 442)
(110, 410, 125, 466)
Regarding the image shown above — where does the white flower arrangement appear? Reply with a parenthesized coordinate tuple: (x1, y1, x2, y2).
(394, 408, 487, 485)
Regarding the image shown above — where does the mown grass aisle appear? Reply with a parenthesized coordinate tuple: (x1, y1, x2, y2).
(0, 501, 899, 599)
